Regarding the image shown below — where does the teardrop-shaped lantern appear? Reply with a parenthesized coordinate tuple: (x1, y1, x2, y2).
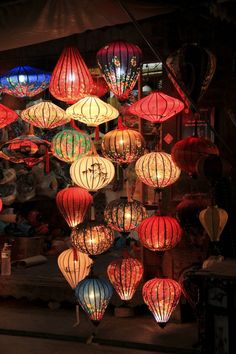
(0, 103, 18, 128)
(56, 186, 93, 228)
(107, 257, 143, 300)
(97, 40, 142, 100)
(49, 46, 93, 104)
(91, 76, 109, 97)
(142, 278, 182, 327)
(199, 205, 228, 242)
(58, 248, 93, 289)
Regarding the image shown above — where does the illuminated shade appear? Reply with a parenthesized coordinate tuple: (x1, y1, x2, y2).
(129, 92, 184, 123)
(0, 103, 18, 128)
(75, 277, 113, 323)
(49, 46, 93, 103)
(0, 65, 51, 98)
(138, 215, 182, 251)
(171, 136, 219, 175)
(71, 221, 114, 255)
(66, 95, 119, 127)
(91, 76, 109, 97)
(135, 152, 181, 188)
(97, 40, 142, 100)
(0, 198, 2, 212)
(104, 197, 147, 234)
(199, 205, 228, 242)
(52, 129, 92, 163)
(107, 257, 143, 300)
(21, 101, 71, 129)
(58, 248, 93, 289)
(56, 186, 93, 228)
(142, 278, 182, 327)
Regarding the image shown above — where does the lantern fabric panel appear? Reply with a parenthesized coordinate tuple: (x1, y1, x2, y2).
(199, 205, 228, 242)
(91, 76, 109, 97)
(0, 104, 18, 128)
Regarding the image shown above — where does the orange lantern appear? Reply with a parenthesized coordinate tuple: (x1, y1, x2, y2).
(199, 205, 228, 242)
(0, 103, 18, 128)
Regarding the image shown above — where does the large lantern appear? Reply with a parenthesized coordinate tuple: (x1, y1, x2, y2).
(58, 248, 93, 289)
(0, 103, 18, 128)
(107, 257, 143, 301)
(71, 221, 114, 255)
(129, 92, 184, 123)
(138, 215, 182, 251)
(49, 46, 93, 104)
(199, 205, 228, 242)
(75, 277, 113, 323)
(56, 186, 93, 228)
(135, 152, 181, 189)
(91, 76, 109, 97)
(142, 278, 182, 327)
(97, 40, 142, 100)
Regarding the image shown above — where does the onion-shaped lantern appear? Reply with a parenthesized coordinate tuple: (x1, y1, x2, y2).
(135, 152, 181, 189)
(75, 277, 113, 323)
(0, 103, 18, 128)
(58, 248, 93, 289)
(56, 186, 93, 228)
(91, 76, 109, 97)
(199, 205, 228, 242)
(142, 278, 182, 328)
(97, 40, 142, 100)
(107, 257, 143, 300)
(0, 65, 51, 98)
(49, 46, 93, 104)
(52, 129, 92, 163)
(138, 215, 182, 251)
(71, 221, 114, 255)
(129, 92, 184, 123)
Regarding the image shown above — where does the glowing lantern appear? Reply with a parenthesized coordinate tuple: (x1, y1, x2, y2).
(107, 258, 143, 300)
(142, 278, 182, 327)
(66, 95, 119, 127)
(56, 186, 93, 228)
(0, 65, 51, 98)
(91, 76, 109, 97)
(0, 198, 2, 212)
(135, 152, 181, 189)
(138, 215, 182, 251)
(199, 205, 228, 242)
(58, 248, 93, 289)
(0, 103, 18, 128)
(49, 46, 93, 104)
(71, 221, 114, 255)
(97, 40, 142, 100)
(75, 277, 113, 323)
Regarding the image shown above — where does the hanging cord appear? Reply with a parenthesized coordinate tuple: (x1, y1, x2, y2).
(194, 113, 199, 137)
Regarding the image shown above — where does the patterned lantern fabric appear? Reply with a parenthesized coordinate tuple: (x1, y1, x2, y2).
(0, 103, 18, 128)
(97, 40, 142, 100)
(91, 76, 109, 97)
(199, 205, 228, 242)
(107, 257, 143, 300)
(0, 65, 51, 98)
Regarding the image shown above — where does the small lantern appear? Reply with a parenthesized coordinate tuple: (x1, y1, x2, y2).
(199, 205, 228, 242)
(0, 103, 18, 128)
(91, 76, 109, 97)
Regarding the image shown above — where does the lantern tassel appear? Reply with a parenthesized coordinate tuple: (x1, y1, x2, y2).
(118, 116, 125, 129)
(44, 147, 50, 174)
(73, 303, 80, 327)
(73, 247, 78, 261)
(95, 126, 99, 141)
(70, 120, 83, 132)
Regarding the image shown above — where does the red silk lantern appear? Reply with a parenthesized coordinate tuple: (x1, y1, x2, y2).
(56, 186, 92, 228)
(0, 103, 18, 128)
(107, 257, 143, 300)
(91, 76, 109, 97)
(0, 198, 3, 212)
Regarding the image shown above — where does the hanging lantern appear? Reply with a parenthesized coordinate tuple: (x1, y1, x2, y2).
(71, 221, 114, 255)
(75, 277, 113, 323)
(0, 198, 3, 212)
(142, 278, 182, 327)
(129, 92, 184, 123)
(107, 257, 143, 300)
(58, 248, 93, 289)
(66, 95, 119, 127)
(135, 152, 181, 189)
(104, 197, 147, 234)
(138, 215, 182, 251)
(97, 40, 142, 100)
(171, 136, 219, 176)
(56, 186, 93, 228)
(49, 46, 93, 104)
(196, 155, 232, 183)
(91, 76, 109, 97)
(199, 205, 228, 242)
(0, 103, 18, 128)
(52, 129, 92, 163)
(0, 65, 51, 98)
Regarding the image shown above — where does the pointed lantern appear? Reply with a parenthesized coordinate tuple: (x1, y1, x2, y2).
(199, 205, 228, 242)
(0, 103, 18, 128)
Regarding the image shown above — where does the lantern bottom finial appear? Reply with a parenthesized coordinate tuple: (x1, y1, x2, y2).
(91, 320, 100, 327)
(158, 322, 167, 329)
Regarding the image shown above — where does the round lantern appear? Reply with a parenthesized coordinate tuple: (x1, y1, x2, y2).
(138, 215, 182, 251)
(107, 257, 143, 300)
(129, 92, 184, 123)
(104, 197, 147, 234)
(199, 205, 228, 242)
(97, 40, 142, 100)
(52, 129, 92, 163)
(75, 277, 113, 323)
(171, 136, 219, 175)
(56, 186, 93, 228)
(142, 278, 182, 327)
(58, 248, 93, 289)
(0, 103, 18, 128)
(196, 154, 232, 183)
(0, 65, 51, 98)
(71, 221, 114, 255)
(49, 46, 93, 103)
(66, 95, 119, 127)
(135, 152, 181, 189)
(91, 76, 109, 97)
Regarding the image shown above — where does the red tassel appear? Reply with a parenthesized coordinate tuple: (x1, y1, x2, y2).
(70, 120, 83, 132)
(118, 116, 125, 130)
(73, 247, 78, 261)
(45, 147, 50, 174)
(95, 126, 99, 141)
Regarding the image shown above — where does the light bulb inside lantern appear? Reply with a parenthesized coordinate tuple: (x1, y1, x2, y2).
(68, 72, 76, 82)
(19, 74, 26, 83)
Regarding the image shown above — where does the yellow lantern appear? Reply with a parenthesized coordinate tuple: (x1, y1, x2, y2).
(199, 205, 228, 242)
